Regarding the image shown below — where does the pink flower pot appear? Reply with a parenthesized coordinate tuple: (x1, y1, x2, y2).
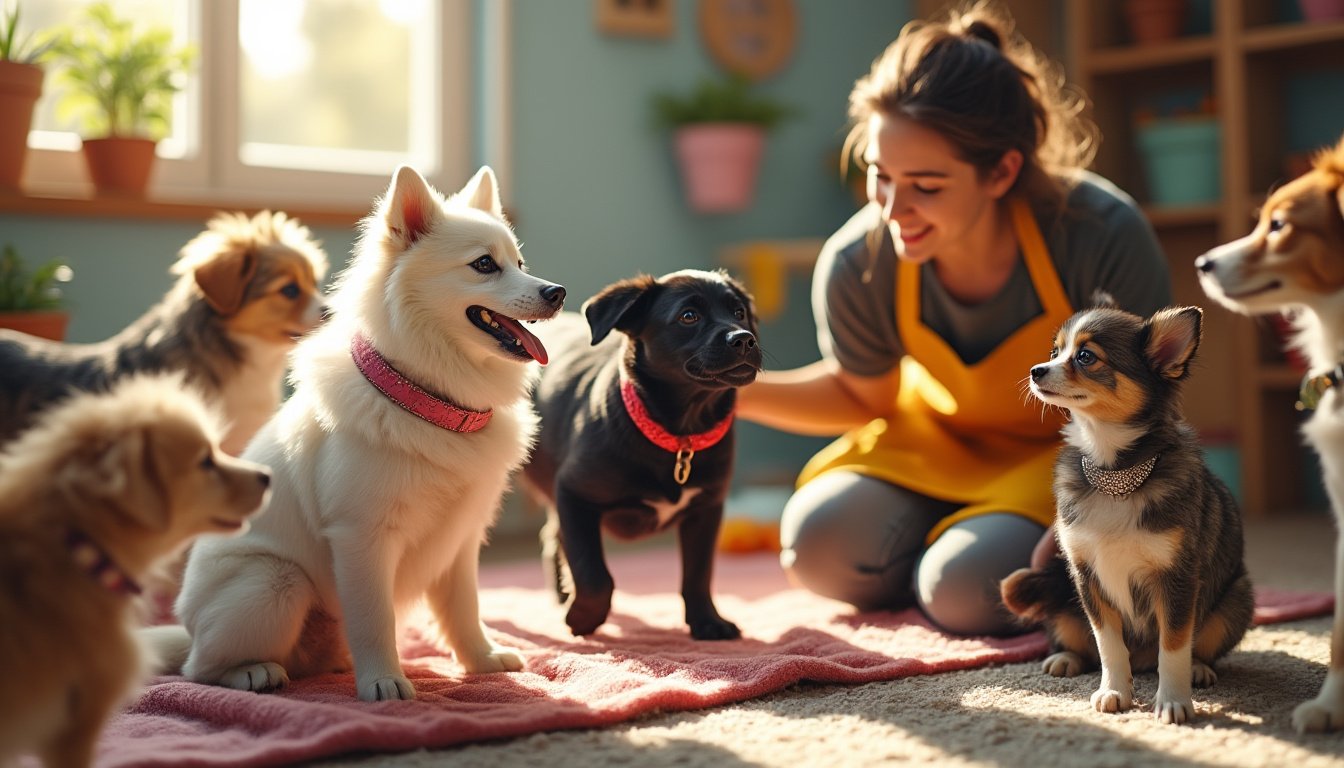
(1299, 0, 1344, 22)
(673, 123, 766, 214)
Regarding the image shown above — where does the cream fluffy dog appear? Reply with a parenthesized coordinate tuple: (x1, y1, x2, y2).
(0, 375, 269, 768)
(155, 165, 566, 701)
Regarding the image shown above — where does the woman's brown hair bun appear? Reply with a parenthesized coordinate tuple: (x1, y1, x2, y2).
(962, 19, 1002, 50)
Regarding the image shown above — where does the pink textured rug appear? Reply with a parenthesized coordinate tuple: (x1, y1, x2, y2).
(91, 549, 1332, 768)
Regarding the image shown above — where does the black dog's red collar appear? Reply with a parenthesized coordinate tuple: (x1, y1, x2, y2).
(352, 333, 492, 433)
(67, 529, 141, 596)
(619, 378, 733, 485)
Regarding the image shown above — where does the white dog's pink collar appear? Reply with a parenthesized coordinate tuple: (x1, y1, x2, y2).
(351, 333, 492, 433)
(619, 378, 733, 485)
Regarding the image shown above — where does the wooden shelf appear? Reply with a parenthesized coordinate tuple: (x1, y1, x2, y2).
(1083, 36, 1216, 74)
(1257, 364, 1306, 391)
(1068, 0, 1340, 516)
(1242, 20, 1344, 53)
(1143, 203, 1221, 229)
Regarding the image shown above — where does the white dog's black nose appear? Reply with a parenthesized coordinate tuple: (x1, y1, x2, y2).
(1030, 364, 1048, 381)
(540, 284, 566, 308)
(1194, 256, 1214, 273)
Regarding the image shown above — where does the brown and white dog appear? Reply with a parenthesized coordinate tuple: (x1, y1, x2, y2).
(1005, 296, 1253, 725)
(0, 211, 329, 455)
(1196, 133, 1344, 733)
(0, 375, 270, 768)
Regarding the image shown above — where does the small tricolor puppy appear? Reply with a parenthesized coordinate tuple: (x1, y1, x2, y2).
(1003, 294, 1253, 725)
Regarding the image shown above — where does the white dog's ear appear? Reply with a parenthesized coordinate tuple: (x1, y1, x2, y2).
(384, 166, 440, 250)
(457, 165, 504, 219)
(583, 275, 658, 345)
(1144, 306, 1203, 380)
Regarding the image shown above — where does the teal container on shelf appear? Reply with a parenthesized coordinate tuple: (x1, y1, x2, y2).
(1136, 117, 1221, 205)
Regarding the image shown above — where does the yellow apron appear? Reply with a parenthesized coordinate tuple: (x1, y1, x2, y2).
(797, 199, 1073, 544)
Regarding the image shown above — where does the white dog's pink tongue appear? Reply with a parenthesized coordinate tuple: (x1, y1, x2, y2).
(495, 315, 549, 365)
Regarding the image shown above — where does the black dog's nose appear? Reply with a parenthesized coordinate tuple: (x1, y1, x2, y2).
(1030, 364, 1048, 382)
(540, 284, 566, 308)
(727, 329, 757, 354)
(1194, 256, 1214, 273)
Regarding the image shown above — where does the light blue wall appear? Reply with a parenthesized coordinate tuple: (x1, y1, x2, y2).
(0, 1, 914, 488)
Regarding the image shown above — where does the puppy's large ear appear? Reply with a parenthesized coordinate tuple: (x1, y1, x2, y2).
(457, 165, 505, 219)
(1144, 306, 1202, 380)
(384, 166, 440, 251)
(1090, 290, 1119, 310)
(194, 247, 258, 316)
(58, 429, 170, 532)
(584, 275, 658, 345)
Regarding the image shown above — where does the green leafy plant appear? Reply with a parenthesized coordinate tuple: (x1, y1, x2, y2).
(0, 243, 72, 311)
(0, 1, 55, 64)
(48, 1, 196, 139)
(651, 74, 797, 131)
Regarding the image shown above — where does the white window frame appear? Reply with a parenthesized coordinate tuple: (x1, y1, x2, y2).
(21, 0, 480, 209)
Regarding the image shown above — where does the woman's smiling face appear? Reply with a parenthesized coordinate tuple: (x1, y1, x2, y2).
(864, 112, 1012, 264)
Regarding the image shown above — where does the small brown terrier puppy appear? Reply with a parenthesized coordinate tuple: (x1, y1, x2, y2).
(0, 375, 270, 768)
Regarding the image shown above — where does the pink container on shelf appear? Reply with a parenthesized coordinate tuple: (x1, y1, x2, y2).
(1299, 0, 1344, 22)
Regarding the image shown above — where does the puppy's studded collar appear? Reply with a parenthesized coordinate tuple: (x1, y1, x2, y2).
(351, 333, 492, 433)
(66, 529, 141, 596)
(619, 378, 733, 485)
(1080, 454, 1159, 498)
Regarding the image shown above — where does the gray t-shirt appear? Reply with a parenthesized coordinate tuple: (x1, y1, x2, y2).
(815, 172, 1173, 374)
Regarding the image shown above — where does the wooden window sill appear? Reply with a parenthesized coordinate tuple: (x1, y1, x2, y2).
(0, 189, 367, 229)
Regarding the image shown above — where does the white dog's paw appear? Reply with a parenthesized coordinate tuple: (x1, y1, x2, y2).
(219, 662, 289, 692)
(1042, 651, 1086, 677)
(1154, 692, 1194, 725)
(1191, 660, 1217, 688)
(1091, 687, 1133, 714)
(357, 674, 416, 702)
(460, 647, 525, 674)
(1293, 697, 1344, 734)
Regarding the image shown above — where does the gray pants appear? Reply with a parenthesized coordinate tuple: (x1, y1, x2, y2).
(779, 470, 1045, 636)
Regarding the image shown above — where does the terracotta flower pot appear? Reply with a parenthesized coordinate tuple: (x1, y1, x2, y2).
(673, 123, 766, 214)
(1124, 0, 1188, 45)
(0, 61, 44, 192)
(0, 310, 69, 341)
(81, 136, 158, 197)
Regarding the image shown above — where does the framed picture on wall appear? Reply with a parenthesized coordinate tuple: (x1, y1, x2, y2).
(596, 0, 675, 38)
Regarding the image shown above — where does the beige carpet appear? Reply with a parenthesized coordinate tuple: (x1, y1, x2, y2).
(317, 513, 1343, 768)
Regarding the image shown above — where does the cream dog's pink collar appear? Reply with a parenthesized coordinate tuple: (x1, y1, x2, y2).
(351, 333, 492, 433)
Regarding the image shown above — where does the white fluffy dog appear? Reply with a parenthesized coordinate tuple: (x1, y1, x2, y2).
(154, 165, 566, 701)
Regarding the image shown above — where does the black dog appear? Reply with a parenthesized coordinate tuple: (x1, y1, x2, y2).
(522, 269, 762, 640)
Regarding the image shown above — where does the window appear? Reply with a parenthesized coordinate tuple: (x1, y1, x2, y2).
(23, 0, 477, 208)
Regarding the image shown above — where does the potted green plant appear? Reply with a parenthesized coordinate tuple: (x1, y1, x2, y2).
(652, 74, 796, 213)
(0, 2, 54, 191)
(0, 243, 73, 340)
(48, 1, 195, 197)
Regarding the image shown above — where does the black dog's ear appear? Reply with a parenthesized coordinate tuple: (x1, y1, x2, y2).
(583, 275, 658, 345)
(1090, 290, 1119, 310)
(1144, 306, 1203, 380)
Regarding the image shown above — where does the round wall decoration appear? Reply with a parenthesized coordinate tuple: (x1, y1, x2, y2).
(698, 0, 797, 81)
